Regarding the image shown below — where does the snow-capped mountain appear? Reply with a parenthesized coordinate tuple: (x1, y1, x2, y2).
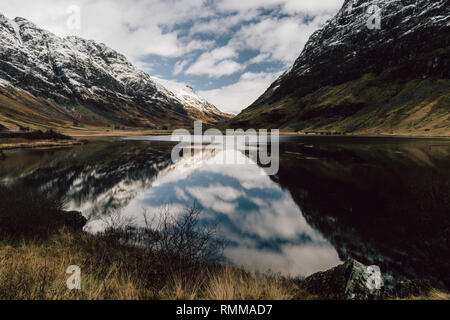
(230, 0, 449, 135)
(0, 13, 229, 130)
(270, 0, 448, 95)
(153, 78, 232, 122)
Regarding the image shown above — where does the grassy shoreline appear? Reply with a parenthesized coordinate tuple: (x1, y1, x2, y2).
(0, 139, 84, 151)
(1, 132, 449, 152)
(0, 184, 311, 300)
(0, 228, 313, 300)
(0, 129, 87, 151)
(1, 125, 448, 152)
(63, 127, 450, 139)
(1, 215, 448, 301)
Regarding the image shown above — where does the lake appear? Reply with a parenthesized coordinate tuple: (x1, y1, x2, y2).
(1, 136, 449, 288)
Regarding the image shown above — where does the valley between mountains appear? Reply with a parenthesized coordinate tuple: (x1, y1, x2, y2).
(0, 1, 449, 301)
(0, 0, 449, 139)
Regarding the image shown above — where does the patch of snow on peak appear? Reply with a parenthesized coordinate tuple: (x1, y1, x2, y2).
(0, 78, 10, 88)
(153, 77, 219, 113)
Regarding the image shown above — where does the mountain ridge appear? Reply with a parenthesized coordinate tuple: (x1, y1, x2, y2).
(227, 0, 450, 136)
(0, 13, 230, 132)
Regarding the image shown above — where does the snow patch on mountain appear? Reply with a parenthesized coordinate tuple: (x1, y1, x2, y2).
(0, 78, 9, 88)
(153, 77, 221, 113)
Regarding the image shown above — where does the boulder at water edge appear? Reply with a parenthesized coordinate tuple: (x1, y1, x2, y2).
(303, 259, 385, 300)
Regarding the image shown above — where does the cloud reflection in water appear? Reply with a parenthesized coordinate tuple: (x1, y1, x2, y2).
(87, 148, 341, 277)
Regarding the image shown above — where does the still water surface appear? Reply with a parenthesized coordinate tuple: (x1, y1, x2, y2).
(1, 136, 449, 287)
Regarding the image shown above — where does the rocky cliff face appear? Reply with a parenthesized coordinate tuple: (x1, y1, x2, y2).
(0, 14, 228, 130)
(229, 0, 450, 135)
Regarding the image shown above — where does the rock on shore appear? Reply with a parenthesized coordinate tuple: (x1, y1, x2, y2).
(303, 259, 385, 300)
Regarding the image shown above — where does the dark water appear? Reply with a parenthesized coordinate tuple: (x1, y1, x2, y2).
(1, 136, 449, 288)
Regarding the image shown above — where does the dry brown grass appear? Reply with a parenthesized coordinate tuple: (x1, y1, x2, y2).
(396, 289, 450, 301)
(0, 191, 306, 300)
(204, 267, 306, 300)
(0, 138, 82, 151)
(0, 229, 308, 300)
(0, 230, 149, 300)
(158, 266, 311, 300)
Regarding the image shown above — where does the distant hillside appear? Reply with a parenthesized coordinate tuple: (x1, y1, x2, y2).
(226, 0, 449, 136)
(0, 14, 230, 132)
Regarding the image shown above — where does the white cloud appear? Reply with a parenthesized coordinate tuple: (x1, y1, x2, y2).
(189, 10, 256, 36)
(173, 60, 189, 76)
(216, 0, 341, 15)
(249, 52, 271, 65)
(199, 71, 282, 114)
(185, 46, 245, 78)
(231, 15, 333, 64)
(283, 0, 343, 14)
(134, 61, 154, 73)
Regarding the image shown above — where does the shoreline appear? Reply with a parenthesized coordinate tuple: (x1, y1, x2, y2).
(63, 127, 450, 139)
(1, 131, 449, 151)
(0, 139, 85, 151)
(0, 209, 447, 300)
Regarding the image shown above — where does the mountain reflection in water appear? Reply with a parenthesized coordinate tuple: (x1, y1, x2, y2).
(0, 137, 449, 288)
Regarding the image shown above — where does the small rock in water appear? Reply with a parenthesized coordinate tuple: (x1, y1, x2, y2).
(303, 259, 385, 300)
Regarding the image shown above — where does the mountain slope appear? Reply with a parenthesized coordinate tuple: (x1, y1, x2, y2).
(0, 14, 229, 131)
(153, 78, 233, 123)
(227, 0, 450, 136)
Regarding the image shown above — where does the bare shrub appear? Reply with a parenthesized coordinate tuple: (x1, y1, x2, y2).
(138, 204, 224, 271)
(96, 204, 224, 273)
(99, 211, 137, 244)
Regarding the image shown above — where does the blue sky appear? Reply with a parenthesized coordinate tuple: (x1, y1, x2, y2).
(0, 0, 344, 114)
